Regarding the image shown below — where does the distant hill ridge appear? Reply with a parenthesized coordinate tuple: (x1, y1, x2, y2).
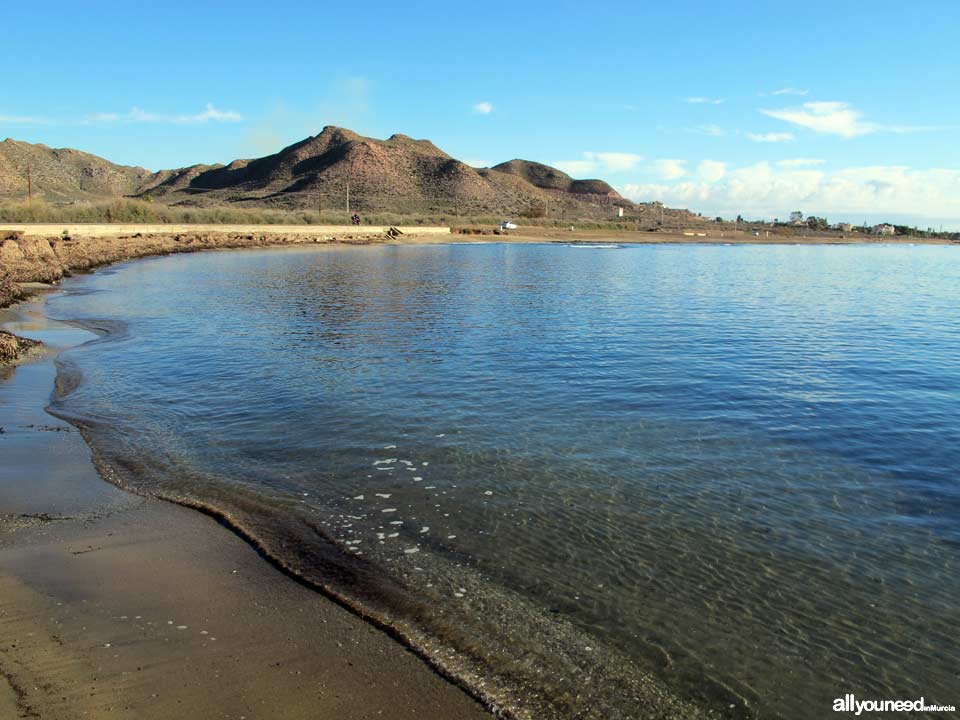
(0, 138, 152, 201)
(488, 159, 620, 198)
(0, 127, 702, 222)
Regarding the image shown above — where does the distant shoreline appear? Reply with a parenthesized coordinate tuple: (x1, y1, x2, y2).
(496, 226, 958, 246)
(3, 221, 953, 244)
(1, 224, 954, 365)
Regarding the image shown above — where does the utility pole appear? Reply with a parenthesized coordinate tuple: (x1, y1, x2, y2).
(27, 166, 32, 205)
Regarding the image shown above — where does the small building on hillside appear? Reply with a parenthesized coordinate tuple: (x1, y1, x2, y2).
(873, 223, 896, 236)
(789, 211, 804, 225)
(836, 223, 853, 232)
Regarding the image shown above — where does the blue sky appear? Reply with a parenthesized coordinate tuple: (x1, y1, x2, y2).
(3, 0, 958, 228)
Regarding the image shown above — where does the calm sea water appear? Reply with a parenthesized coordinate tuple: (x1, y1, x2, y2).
(46, 243, 959, 718)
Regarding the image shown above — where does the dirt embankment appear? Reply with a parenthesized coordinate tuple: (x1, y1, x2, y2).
(0, 264, 36, 363)
(0, 228, 392, 364)
(0, 330, 39, 364)
(0, 266, 21, 307)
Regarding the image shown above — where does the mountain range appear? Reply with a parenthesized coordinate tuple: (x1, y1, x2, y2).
(0, 127, 701, 222)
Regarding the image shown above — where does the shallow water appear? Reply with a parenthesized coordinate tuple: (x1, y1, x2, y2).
(45, 243, 960, 718)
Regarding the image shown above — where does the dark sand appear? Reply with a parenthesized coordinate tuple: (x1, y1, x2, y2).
(0, 299, 490, 720)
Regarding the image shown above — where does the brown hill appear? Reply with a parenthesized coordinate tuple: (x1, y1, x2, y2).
(489, 160, 622, 199)
(140, 126, 630, 217)
(0, 128, 706, 223)
(0, 138, 158, 201)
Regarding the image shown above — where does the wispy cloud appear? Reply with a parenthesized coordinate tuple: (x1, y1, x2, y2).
(746, 131, 795, 143)
(554, 151, 644, 176)
(473, 101, 493, 115)
(772, 87, 809, 96)
(761, 101, 946, 139)
(690, 124, 725, 137)
(104, 104, 243, 124)
(0, 114, 51, 125)
(760, 101, 877, 138)
(1, 104, 243, 127)
(686, 97, 724, 105)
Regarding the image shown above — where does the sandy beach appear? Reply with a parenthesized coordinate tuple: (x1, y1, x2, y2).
(0, 296, 490, 719)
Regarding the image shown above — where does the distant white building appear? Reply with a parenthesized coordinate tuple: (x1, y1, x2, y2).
(789, 211, 804, 225)
(873, 223, 896, 236)
(836, 223, 853, 232)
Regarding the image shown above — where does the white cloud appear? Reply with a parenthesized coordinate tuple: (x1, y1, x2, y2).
(772, 87, 809, 96)
(621, 161, 960, 226)
(777, 158, 825, 168)
(473, 101, 493, 115)
(554, 151, 643, 176)
(686, 97, 724, 105)
(654, 159, 687, 180)
(760, 101, 877, 138)
(591, 152, 643, 172)
(698, 160, 727, 182)
(746, 132, 795, 143)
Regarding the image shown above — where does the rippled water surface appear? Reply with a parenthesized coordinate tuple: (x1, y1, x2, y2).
(47, 243, 960, 718)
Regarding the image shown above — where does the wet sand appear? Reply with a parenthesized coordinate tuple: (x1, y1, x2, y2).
(0, 300, 490, 720)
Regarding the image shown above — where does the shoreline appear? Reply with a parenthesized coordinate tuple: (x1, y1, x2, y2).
(499, 226, 958, 245)
(2, 221, 954, 373)
(0, 293, 492, 720)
